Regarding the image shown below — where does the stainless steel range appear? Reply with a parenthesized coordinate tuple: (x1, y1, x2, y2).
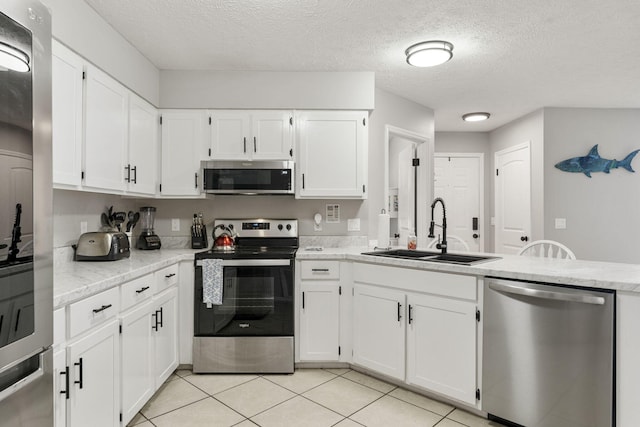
(193, 219, 297, 373)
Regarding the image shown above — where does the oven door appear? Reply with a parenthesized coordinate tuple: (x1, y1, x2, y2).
(195, 259, 294, 337)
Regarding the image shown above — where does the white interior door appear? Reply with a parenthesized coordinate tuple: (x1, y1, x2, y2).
(495, 142, 531, 254)
(433, 154, 483, 252)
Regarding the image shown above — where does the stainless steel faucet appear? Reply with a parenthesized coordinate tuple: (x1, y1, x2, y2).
(428, 197, 447, 254)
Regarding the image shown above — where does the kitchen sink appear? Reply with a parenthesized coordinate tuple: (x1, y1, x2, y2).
(361, 249, 499, 265)
(360, 249, 441, 259)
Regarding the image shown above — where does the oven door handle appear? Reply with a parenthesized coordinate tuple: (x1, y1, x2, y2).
(196, 259, 292, 267)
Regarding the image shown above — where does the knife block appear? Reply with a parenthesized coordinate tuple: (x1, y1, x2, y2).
(191, 224, 208, 249)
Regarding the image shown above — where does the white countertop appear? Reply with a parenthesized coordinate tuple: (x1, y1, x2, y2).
(54, 248, 198, 309)
(297, 247, 640, 293)
(55, 246, 640, 309)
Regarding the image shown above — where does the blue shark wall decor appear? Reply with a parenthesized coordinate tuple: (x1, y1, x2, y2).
(554, 145, 640, 178)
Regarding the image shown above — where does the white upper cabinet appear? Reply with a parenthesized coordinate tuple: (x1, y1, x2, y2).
(52, 40, 83, 188)
(209, 110, 293, 160)
(296, 110, 368, 199)
(159, 110, 208, 197)
(127, 94, 158, 196)
(83, 64, 129, 193)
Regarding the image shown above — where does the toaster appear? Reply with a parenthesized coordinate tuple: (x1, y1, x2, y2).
(75, 231, 131, 261)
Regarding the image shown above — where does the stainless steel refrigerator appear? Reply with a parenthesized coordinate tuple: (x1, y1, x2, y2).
(0, 1, 53, 426)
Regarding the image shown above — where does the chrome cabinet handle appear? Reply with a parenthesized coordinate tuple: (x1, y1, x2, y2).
(489, 281, 605, 305)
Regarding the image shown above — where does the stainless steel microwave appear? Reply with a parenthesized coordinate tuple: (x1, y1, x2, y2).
(201, 160, 294, 195)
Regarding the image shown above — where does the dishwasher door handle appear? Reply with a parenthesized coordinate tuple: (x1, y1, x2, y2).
(489, 281, 605, 305)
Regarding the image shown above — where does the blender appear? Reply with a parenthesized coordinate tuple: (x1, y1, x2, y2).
(137, 206, 161, 250)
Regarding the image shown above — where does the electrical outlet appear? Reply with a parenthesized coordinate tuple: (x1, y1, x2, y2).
(171, 218, 180, 231)
(555, 218, 567, 229)
(80, 221, 87, 234)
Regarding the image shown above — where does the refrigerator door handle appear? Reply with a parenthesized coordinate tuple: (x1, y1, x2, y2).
(489, 281, 606, 305)
(0, 352, 45, 403)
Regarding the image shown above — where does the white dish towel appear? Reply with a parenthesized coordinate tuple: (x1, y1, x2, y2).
(201, 258, 223, 308)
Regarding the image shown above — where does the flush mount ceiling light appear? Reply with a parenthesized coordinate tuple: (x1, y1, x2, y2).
(405, 40, 454, 67)
(462, 112, 491, 122)
(0, 41, 30, 72)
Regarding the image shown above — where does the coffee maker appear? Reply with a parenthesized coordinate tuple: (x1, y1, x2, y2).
(137, 206, 161, 250)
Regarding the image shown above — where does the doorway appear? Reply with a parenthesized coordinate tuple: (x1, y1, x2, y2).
(494, 142, 531, 254)
(434, 153, 484, 252)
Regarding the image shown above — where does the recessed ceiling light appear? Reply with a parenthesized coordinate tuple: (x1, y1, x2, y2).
(0, 41, 30, 73)
(462, 112, 490, 122)
(405, 40, 453, 67)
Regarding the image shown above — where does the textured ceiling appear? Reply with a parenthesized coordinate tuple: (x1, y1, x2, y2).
(85, 0, 640, 131)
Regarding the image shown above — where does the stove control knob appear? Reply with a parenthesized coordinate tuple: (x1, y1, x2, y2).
(277, 224, 283, 231)
(286, 224, 292, 231)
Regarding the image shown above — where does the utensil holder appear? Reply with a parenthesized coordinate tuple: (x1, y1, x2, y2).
(191, 224, 208, 249)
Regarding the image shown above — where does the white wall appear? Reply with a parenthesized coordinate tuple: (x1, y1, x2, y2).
(368, 88, 434, 247)
(489, 109, 544, 252)
(544, 108, 640, 263)
(42, 0, 160, 104)
(435, 132, 491, 250)
(160, 71, 375, 110)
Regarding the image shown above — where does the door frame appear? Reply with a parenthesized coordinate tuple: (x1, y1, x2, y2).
(384, 125, 432, 247)
(434, 152, 485, 252)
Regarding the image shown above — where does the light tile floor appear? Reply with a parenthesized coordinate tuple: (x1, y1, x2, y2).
(128, 368, 506, 427)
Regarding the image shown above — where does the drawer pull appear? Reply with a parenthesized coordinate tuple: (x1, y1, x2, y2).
(92, 304, 112, 314)
(165, 273, 176, 278)
(311, 268, 329, 272)
(135, 286, 150, 294)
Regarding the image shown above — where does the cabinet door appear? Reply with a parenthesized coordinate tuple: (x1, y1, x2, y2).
(120, 300, 154, 425)
(406, 292, 477, 404)
(84, 64, 128, 192)
(52, 40, 83, 188)
(299, 282, 340, 361)
(127, 94, 158, 196)
(352, 284, 405, 380)
(153, 287, 179, 386)
(251, 111, 293, 160)
(160, 110, 207, 196)
(53, 347, 67, 427)
(296, 111, 367, 199)
(210, 111, 250, 159)
(67, 320, 120, 427)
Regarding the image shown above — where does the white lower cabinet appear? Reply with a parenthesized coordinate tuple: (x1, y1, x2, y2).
(67, 320, 120, 427)
(353, 284, 406, 380)
(352, 262, 480, 406)
(153, 286, 179, 386)
(298, 260, 343, 362)
(300, 282, 341, 361)
(120, 300, 154, 425)
(55, 264, 180, 427)
(406, 293, 477, 404)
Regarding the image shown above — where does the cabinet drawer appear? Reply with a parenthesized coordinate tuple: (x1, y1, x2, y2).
(68, 287, 119, 338)
(121, 273, 154, 312)
(300, 261, 340, 280)
(155, 264, 179, 294)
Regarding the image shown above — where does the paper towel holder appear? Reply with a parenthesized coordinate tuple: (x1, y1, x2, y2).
(374, 209, 392, 251)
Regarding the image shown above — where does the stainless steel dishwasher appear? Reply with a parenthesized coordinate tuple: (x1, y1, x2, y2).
(483, 278, 614, 427)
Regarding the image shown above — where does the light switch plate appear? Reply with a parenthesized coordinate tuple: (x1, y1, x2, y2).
(555, 218, 567, 229)
(348, 218, 360, 231)
(171, 218, 180, 231)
